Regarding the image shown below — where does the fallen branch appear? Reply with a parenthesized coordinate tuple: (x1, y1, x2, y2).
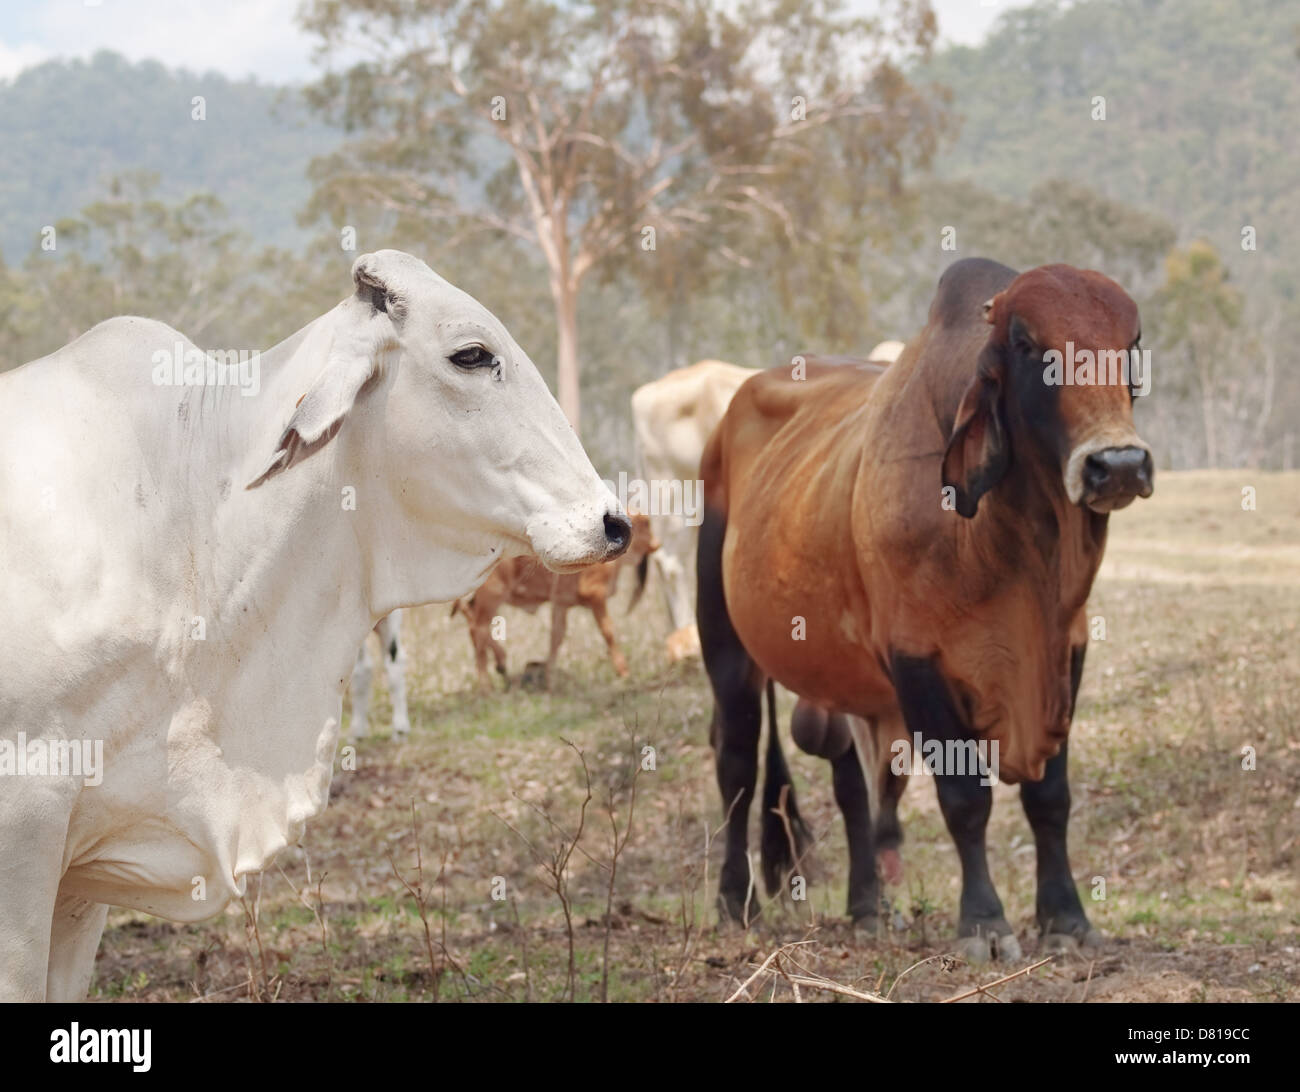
(724, 941, 815, 1003)
(781, 974, 890, 1003)
(942, 956, 1053, 1003)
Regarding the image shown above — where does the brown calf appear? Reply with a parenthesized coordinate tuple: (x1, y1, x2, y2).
(698, 259, 1153, 961)
(453, 513, 659, 688)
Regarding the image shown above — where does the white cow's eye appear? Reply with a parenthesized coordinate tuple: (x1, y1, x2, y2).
(450, 345, 494, 369)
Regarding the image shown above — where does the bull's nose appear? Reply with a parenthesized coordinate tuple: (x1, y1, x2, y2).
(603, 511, 631, 557)
(1082, 446, 1154, 503)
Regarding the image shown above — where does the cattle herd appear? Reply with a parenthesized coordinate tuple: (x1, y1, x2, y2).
(0, 250, 1154, 1000)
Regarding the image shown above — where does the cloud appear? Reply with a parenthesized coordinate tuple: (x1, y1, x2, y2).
(0, 39, 50, 80)
(6, 0, 317, 82)
(0, 0, 1004, 85)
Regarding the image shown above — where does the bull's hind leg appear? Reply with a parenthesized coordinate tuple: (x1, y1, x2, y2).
(698, 505, 764, 926)
(47, 892, 109, 1001)
(1021, 647, 1099, 954)
(846, 711, 910, 900)
(831, 741, 880, 926)
(791, 703, 882, 925)
(891, 653, 1020, 964)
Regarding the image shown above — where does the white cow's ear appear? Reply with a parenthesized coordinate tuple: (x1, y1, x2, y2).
(246, 303, 397, 489)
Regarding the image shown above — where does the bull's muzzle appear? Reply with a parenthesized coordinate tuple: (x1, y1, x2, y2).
(1081, 445, 1154, 512)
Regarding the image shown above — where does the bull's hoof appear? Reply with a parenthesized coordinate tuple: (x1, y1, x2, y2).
(955, 927, 1022, 965)
(1039, 928, 1103, 956)
(955, 934, 993, 965)
(849, 893, 907, 936)
(716, 886, 760, 931)
(994, 931, 1024, 962)
(715, 907, 759, 934)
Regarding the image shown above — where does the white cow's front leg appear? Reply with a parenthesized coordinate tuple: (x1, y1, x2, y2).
(0, 790, 71, 1001)
(376, 610, 410, 740)
(350, 637, 375, 742)
(47, 893, 109, 1001)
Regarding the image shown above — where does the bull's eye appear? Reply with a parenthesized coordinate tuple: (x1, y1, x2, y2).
(450, 345, 494, 369)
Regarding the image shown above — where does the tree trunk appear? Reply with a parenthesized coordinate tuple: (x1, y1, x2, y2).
(553, 277, 581, 431)
(1195, 343, 1218, 468)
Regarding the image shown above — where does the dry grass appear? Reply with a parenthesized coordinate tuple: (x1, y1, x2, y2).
(93, 470, 1300, 1002)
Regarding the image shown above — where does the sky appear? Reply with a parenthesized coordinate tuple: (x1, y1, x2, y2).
(0, 0, 1007, 83)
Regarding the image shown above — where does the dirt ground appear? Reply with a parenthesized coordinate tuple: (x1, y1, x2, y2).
(92, 469, 1300, 1002)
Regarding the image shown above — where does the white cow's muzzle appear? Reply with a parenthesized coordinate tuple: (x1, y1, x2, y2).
(526, 498, 631, 572)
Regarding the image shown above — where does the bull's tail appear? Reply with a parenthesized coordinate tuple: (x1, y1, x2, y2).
(450, 595, 473, 619)
(759, 678, 812, 896)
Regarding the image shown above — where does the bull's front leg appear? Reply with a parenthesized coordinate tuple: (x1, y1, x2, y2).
(891, 653, 1021, 964)
(1020, 646, 1099, 953)
(1020, 743, 1098, 953)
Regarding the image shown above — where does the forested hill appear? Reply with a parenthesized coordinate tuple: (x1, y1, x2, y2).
(5, 1, 1296, 275)
(0, 50, 333, 261)
(1, 3, 1295, 469)
(919, 0, 1300, 283)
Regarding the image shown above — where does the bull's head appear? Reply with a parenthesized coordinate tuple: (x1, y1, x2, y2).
(942, 263, 1154, 518)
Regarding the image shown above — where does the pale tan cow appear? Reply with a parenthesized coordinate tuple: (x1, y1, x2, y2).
(630, 342, 904, 660)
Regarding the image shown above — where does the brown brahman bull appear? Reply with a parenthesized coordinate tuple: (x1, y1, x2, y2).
(697, 259, 1153, 961)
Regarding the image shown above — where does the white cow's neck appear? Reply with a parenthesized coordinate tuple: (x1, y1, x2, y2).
(125, 311, 389, 914)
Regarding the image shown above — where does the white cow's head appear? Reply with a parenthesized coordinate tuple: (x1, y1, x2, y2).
(247, 250, 628, 600)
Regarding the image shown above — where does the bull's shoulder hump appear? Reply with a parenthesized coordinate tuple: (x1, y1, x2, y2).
(930, 258, 1018, 330)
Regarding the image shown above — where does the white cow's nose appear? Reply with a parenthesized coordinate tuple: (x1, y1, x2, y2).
(602, 511, 631, 559)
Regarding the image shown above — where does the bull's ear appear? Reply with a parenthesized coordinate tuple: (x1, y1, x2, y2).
(941, 358, 1008, 518)
(246, 300, 397, 489)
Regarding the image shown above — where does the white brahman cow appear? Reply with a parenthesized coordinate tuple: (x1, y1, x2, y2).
(630, 341, 904, 660)
(0, 250, 629, 1000)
